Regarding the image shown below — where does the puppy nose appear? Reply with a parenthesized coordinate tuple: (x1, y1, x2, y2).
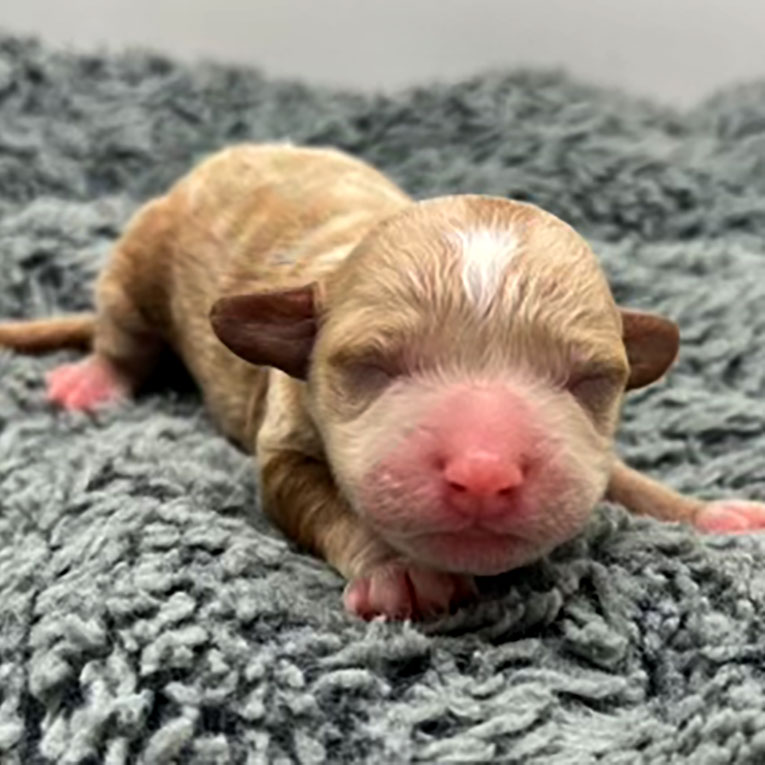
(443, 450, 524, 499)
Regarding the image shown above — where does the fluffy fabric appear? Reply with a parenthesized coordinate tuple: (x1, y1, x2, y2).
(1, 32, 765, 764)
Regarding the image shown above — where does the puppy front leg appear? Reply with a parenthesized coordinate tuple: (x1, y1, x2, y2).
(607, 459, 765, 533)
(259, 449, 476, 619)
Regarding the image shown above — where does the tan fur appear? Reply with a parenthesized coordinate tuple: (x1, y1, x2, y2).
(88, 144, 408, 447)
(606, 460, 703, 523)
(0, 143, 729, 605)
(313, 196, 628, 436)
(72, 144, 409, 576)
(0, 315, 94, 352)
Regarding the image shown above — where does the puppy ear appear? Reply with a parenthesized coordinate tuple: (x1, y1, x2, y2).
(620, 308, 679, 390)
(210, 284, 318, 379)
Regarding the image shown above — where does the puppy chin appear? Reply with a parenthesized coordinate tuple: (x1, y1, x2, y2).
(380, 527, 554, 576)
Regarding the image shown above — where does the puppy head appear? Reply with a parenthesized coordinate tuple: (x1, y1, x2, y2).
(212, 196, 678, 575)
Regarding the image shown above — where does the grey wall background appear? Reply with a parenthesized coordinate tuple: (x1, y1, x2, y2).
(2, 0, 765, 107)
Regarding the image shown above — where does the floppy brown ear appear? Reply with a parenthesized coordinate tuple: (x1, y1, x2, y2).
(210, 284, 318, 379)
(621, 308, 680, 390)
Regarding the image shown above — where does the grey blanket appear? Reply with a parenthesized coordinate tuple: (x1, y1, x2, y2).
(1, 33, 765, 765)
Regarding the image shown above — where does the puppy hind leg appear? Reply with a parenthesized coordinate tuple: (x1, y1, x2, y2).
(47, 199, 172, 412)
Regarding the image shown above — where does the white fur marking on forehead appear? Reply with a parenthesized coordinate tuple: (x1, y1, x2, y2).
(456, 226, 520, 313)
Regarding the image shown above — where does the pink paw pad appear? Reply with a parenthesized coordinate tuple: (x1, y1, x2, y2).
(46, 356, 129, 412)
(343, 562, 477, 621)
(694, 500, 765, 534)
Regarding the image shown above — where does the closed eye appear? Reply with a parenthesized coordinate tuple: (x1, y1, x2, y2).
(344, 359, 398, 392)
(332, 349, 408, 404)
(569, 374, 614, 404)
(566, 365, 627, 409)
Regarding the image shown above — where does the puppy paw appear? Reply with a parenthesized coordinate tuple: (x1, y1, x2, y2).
(46, 355, 129, 411)
(343, 561, 477, 620)
(694, 500, 765, 534)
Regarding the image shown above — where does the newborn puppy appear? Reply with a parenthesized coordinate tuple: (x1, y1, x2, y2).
(1, 143, 763, 619)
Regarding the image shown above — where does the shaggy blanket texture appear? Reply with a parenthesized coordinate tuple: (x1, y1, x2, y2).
(2, 32, 765, 765)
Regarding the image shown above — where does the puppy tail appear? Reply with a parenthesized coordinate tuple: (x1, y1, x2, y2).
(0, 314, 95, 353)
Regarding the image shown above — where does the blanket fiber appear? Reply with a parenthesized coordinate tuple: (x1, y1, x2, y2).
(2, 32, 765, 765)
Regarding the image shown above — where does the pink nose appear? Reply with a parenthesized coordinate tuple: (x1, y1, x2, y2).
(443, 450, 524, 500)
